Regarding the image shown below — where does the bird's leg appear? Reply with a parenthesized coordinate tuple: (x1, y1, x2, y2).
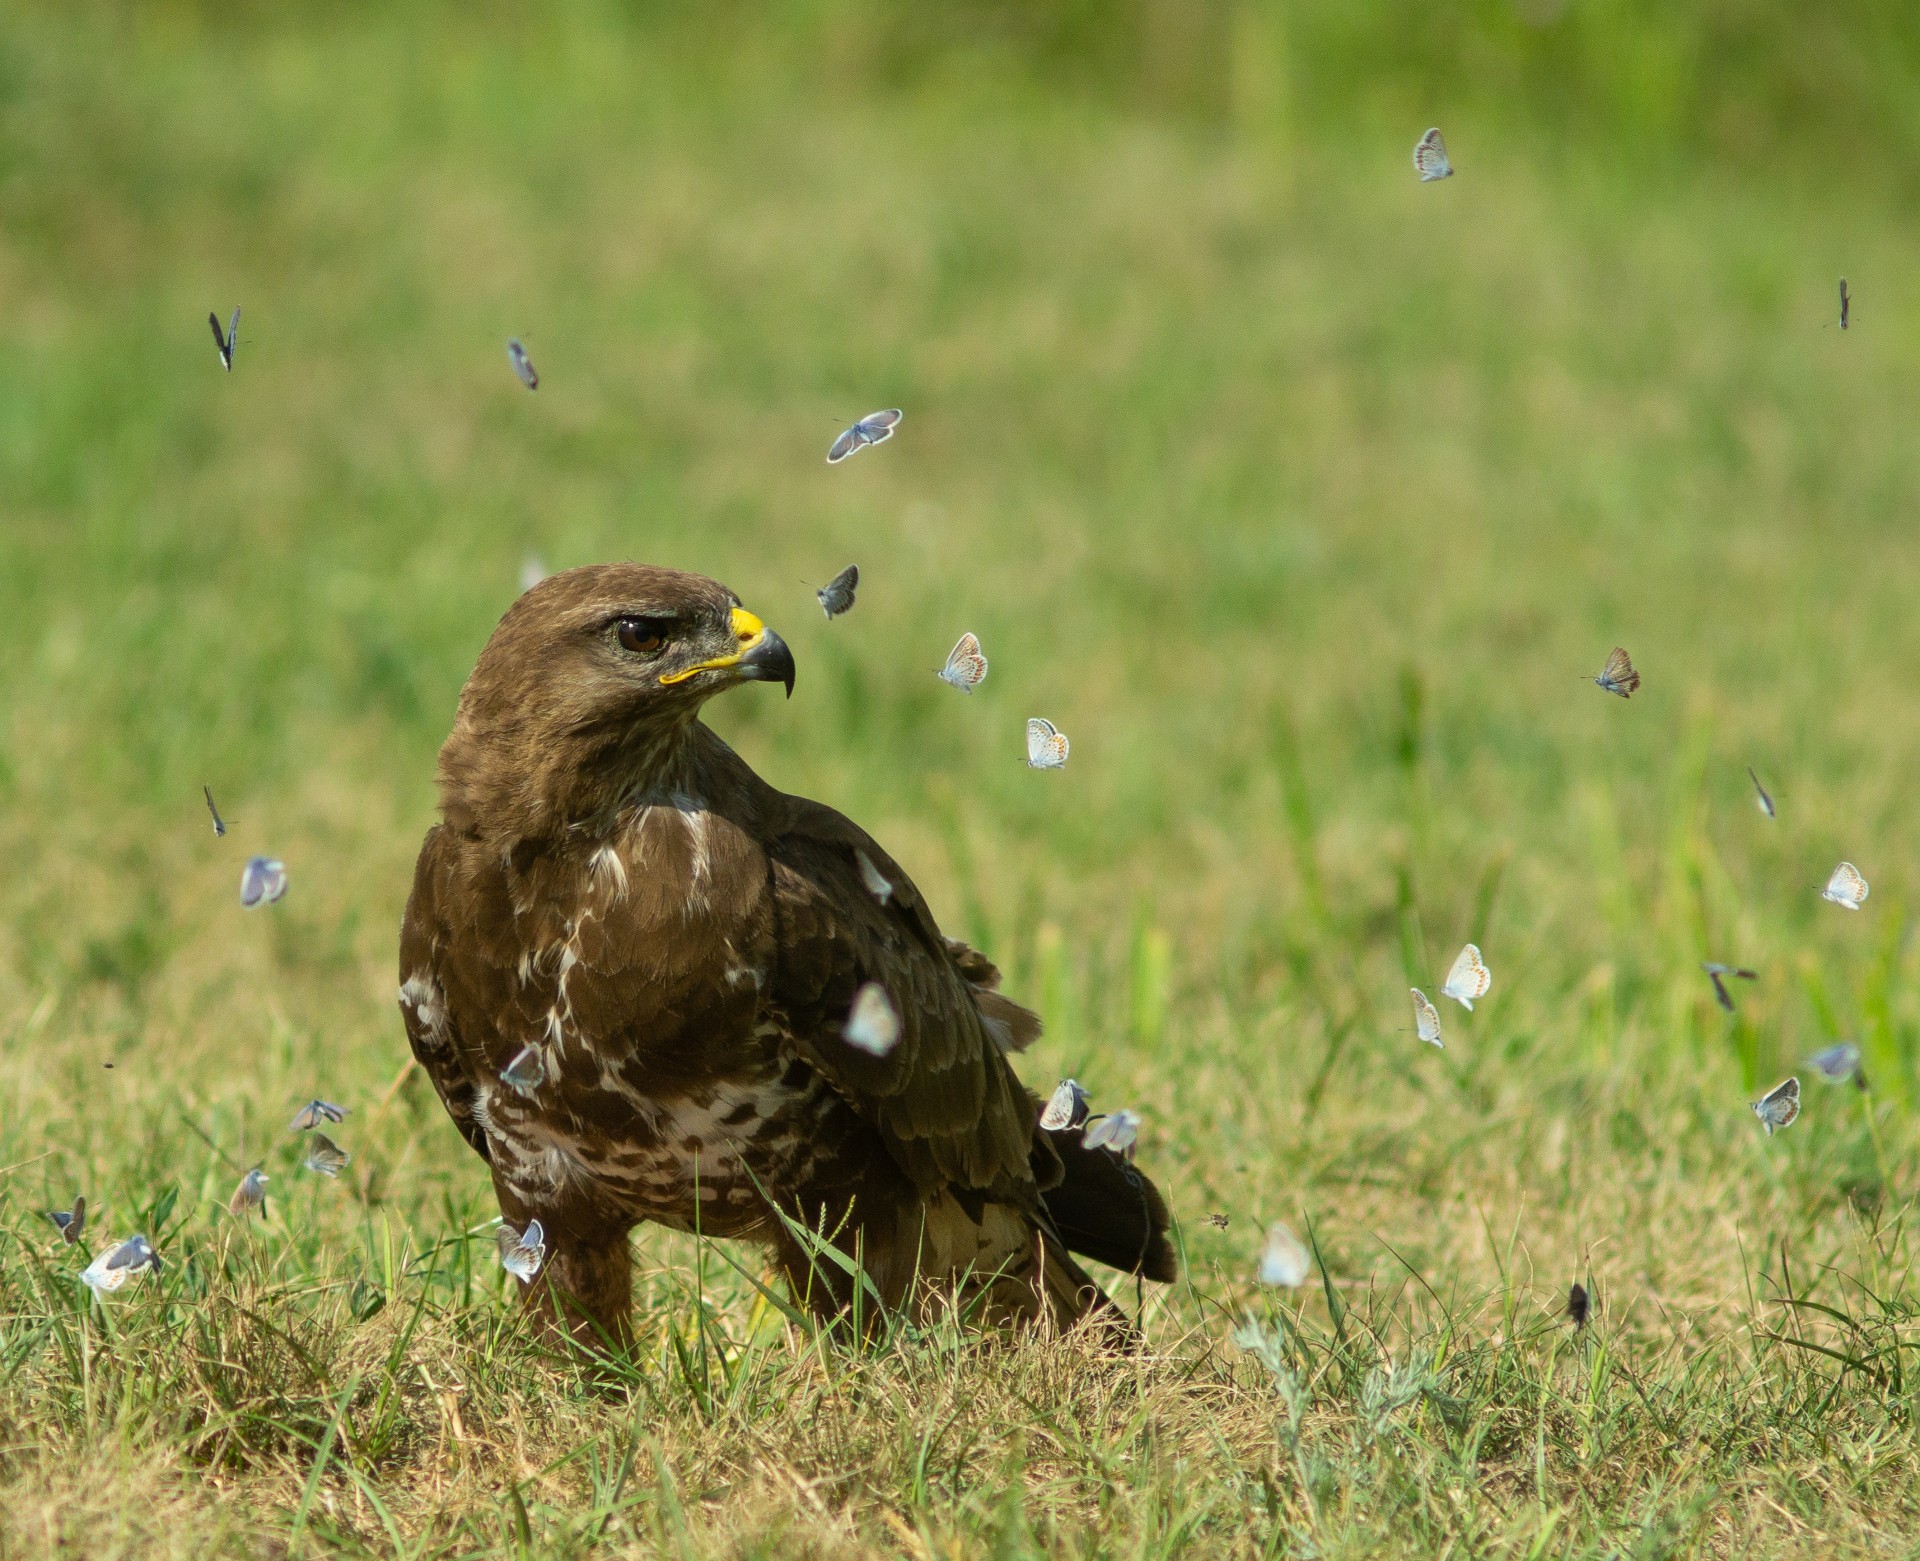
(496, 1185, 634, 1353)
(534, 1228, 635, 1352)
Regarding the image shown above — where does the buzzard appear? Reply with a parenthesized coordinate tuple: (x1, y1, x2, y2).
(399, 564, 1174, 1346)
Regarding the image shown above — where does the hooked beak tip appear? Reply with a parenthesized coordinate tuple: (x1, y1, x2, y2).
(740, 626, 796, 698)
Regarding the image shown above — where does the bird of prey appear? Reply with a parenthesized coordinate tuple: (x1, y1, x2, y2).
(399, 564, 1174, 1347)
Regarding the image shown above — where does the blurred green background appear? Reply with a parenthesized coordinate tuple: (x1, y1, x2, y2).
(3, 0, 1920, 1287)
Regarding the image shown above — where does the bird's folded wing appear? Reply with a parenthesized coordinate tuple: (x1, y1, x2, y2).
(767, 799, 1040, 1199)
(398, 825, 491, 1162)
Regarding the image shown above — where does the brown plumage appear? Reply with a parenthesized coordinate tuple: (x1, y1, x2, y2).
(399, 563, 1174, 1347)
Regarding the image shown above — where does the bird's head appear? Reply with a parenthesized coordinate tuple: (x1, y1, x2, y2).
(437, 563, 794, 837)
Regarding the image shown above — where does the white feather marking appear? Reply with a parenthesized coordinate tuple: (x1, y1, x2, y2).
(397, 974, 448, 1045)
(589, 843, 629, 901)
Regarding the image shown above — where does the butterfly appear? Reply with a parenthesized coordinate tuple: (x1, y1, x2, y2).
(827, 409, 902, 464)
(1026, 717, 1069, 770)
(289, 1099, 347, 1131)
(1822, 862, 1869, 910)
(497, 1219, 547, 1282)
(855, 850, 893, 904)
(937, 632, 988, 693)
(80, 1251, 128, 1295)
(1748, 767, 1775, 819)
(303, 1133, 351, 1177)
(46, 1195, 86, 1246)
(228, 1168, 269, 1216)
(1257, 1221, 1312, 1288)
(1441, 944, 1491, 1010)
(203, 785, 228, 838)
(1839, 277, 1850, 331)
(1411, 988, 1444, 1048)
(520, 554, 548, 593)
(1202, 1213, 1230, 1231)
(1806, 1041, 1865, 1088)
(1038, 1077, 1091, 1132)
(1413, 128, 1453, 182)
(506, 338, 538, 390)
(843, 982, 901, 1057)
(500, 1044, 546, 1096)
(1567, 1281, 1590, 1330)
(209, 307, 239, 372)
(82, 1234, 158, 1294)
(1701, 962, 1757, 1014)
(1750, 1076, 1801, 1136)
(1591, 646, 1640, 698)
(815, 565, 859, 619)
(1083, 1108, 1140, 1158)
(240, 856, 289, 908)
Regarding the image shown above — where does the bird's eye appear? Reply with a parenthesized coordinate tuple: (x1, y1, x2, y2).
(615, 617, 669, 656)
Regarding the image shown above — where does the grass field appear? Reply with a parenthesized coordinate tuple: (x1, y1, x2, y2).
(4, 5, 1920, 1555)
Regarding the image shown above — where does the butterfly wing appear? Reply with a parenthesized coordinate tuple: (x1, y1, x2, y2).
(1441, 944, 1490, 1009)
(1414, 128, 1452, 181)
(1258, 1222, 1311, 1287)
(1026, 717, 1067, 769)
(826, 424, 862, 463)
(1038, 1077, 1088, 1131)
(819, 564, 859, 617)
(843, 982, 902, 1056)
(940, 632, 987, 691)
(1598, 646, 1639, 696)
(1411, 988, 1443, 1047)
(1824, 862, 1868, 907)
(1753, 1077, 1801, 1134)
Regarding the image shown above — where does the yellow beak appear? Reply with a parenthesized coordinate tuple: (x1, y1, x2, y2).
(658, 608, 793, 697)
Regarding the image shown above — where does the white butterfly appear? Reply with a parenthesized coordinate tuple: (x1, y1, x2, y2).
(937, 632, 988, 693)
(520, 554, 548, 593)
(1413, 127, 1453, 182)
(816, 564, 859, 619)
(80, 1250, 130, 1294)
(1025, 717, 1069, 770)
(1411, 988, 1443, 1048)
(289, 1099, 347, 1132)
(83, 1233, 159, 1294)
(843, 982, 901, 1057)
(303, 1133, 350, 1177)
(1083, 1108, 1140, 1157)
(497, 1219, 547, 1281)
(827, 409, 902, 464)
(1806, 1041, 1864, 1087)
(1441, 944, 1491, 1010)
(1038, 1078, 1090, 1132)
(506, 338, 538, 390)
(240, 856, 289, 908)
(1257, 1221, 1311, 1288)
(228, 1169, 269, 1216)
(500, 1044, 546, 1096)
(209, 307, 239, 371)
(1751, 1076, 1801, 1136)
(1822, 862, 1869, 910)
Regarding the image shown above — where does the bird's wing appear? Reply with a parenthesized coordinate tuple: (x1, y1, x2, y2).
(765, 795, 1044, 1199)
(398, 824, 490, 1162)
